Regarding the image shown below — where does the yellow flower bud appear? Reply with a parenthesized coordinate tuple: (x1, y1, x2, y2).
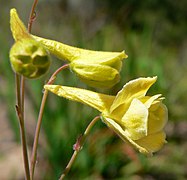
(9, 38, 50, 78)
(33, 36, 127, 88)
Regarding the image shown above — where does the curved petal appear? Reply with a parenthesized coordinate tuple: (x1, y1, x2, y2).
(110, 77, 157, 114)
(148, 103, 168, 134)
(139, 94, 162, 108)
(135, 131, 166, 153)
(33, 36, 127, 63)
(10, 8, 30, 41)
(102, 117, 151, 155)
(44, 85, 115, 113)
(121, 98, 148, 140)
(70, 62, 120, 88)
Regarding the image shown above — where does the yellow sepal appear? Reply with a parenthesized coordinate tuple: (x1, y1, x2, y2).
(134, 131, 166, 153)
(33, 36, 127, 63)
(101, 117, 151, 155)
(10, 8, 30, 41)
(148, 103, 168, 134)
(44, 85, 115, 113)
(110, 77, 157, 116)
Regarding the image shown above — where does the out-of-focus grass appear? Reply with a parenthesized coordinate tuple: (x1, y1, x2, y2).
(1, 0, 187, 179)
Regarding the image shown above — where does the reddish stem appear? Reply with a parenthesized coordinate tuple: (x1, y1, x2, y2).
(30, 64, 69, 179)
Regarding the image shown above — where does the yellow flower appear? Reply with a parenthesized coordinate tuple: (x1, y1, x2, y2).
(44, 77, 168, 155)
(9, 8, 50, 78)
(10, 8, 127, 87)
(33, 36, 127, 88)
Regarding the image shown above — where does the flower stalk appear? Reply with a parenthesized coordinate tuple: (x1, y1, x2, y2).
(30, 64, 69, 180)
(15, 74, 30, 180)
(13, 1, 40, 179)
(28, 0, 38, 32)
(59, 115, 101, 180)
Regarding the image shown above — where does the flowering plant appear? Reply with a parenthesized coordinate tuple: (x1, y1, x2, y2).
(45, 76, 167, 155)
(8, 4, 168, 180)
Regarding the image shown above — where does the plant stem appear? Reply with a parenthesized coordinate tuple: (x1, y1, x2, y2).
(15, 74, 21, 107)
(47, 64, 69, 85)
(15, 74, 31, 180)
(21, 76, 25, 119)
(59, 115, 101, 180)
(15, 1, 39, 179)
(30, 64, 69, 180)
(28, 0, 38, 32)
(30, 89, 48, 180)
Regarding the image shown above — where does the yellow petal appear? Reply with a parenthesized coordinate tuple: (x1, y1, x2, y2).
(135, 131, 166, 153)
(33, 36, 127, 63)
(121, 98, 148, 140)
(10, 8, 30, 41)
(70, 62, 120, 88)
(148, 103, 168, 134)
(44, 85, 115, 113)
(102, 117, 150, 155)
(149, 97, 165, 111)
(110, 77, 157, 115)
(140, 94, 162, 108)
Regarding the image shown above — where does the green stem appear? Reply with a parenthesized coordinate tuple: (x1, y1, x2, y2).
(30, 64, 69, 180)
(15, 74, 30, 180)
(59, 115, 101, 180)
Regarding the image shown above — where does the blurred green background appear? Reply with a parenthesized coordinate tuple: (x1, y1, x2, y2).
(1, 0, 187, 179)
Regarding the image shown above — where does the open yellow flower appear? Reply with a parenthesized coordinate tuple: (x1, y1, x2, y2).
(44, 76, 168, 155)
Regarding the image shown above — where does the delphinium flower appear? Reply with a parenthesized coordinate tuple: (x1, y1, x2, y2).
(45, 76, 168, 155)
(10, 8, 128, 87)
(33, 34, 127, 88)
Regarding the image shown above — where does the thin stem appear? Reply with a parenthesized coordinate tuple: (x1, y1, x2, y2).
(30, 64, 69, 180)
(15, 1, 40, 179)
(59, 115, 101, 180)
(14, 1, 40, 179)
(15, 74, 21, 107)
(47, 64, 69, 85)
(28, 0, 38, 33)
(30, 89, 48, 180)
(21, 76, 25, 121)
(15, 74, 31, 180)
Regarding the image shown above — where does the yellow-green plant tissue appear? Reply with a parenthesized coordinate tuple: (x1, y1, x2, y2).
(10, 38, 50, 78)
